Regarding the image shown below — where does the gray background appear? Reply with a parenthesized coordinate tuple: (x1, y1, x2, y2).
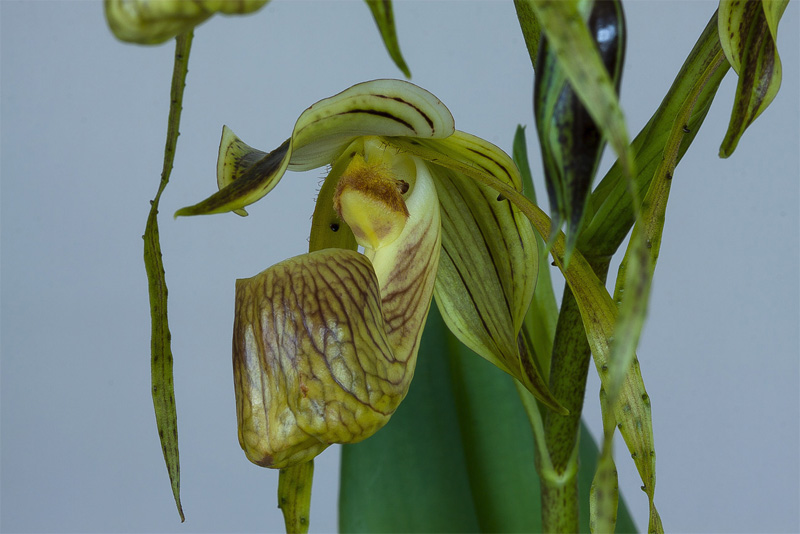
(1, 0, 798, 532)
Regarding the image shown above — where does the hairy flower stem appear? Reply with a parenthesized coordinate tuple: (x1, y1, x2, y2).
(541, 257, 610, 532)
(143, 30, 192, 522)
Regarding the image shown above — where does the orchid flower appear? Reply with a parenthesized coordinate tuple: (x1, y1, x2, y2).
(177, 79, 565, 468)
(104, 0, 268, 45)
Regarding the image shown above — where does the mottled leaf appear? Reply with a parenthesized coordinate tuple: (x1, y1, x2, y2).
(533, 0, 626, 259)
(514, 0, 542, 71)
(531, 0, 635, 186)
(142, 31, 193, 522)
(718, 0, 788, 157)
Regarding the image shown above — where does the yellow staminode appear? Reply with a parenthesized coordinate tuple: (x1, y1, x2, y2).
(333, 141, 412, 251)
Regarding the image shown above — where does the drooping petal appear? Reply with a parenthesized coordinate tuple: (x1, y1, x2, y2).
(104, 0, 268, 45)
(233, 144, 441, 469)
(427, 165, 564, 413)
(176, 80, 454, 217)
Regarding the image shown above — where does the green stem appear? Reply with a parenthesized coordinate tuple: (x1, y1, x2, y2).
(539, 258, 610, 531)
(278, 461, 314, 534)
(142, 30, 193, 522)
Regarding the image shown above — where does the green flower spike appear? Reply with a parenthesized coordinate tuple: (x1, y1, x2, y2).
(177, 79, 567, 468)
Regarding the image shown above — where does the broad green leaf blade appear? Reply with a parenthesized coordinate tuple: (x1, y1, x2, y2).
(142, 32, 192, 522)
(718, 0, 788, 157)
(104, 0, 268, 44)
(581, 11, 730, 258)
(533, 0, 626, 259)
(447, 342, 543, 532)
(277, 461, 313, 534)
(531, 0, 635, 184)
(339, 304, 480, 533)
(176, 80, 454, 217)
(514, 0, 542, 71)
(364, 0, 411, 78)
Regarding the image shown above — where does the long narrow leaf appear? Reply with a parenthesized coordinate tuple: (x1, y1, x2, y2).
(364, 0, 411, 78)
(580, 12, 729, 257)
(142, 31, 193, 522)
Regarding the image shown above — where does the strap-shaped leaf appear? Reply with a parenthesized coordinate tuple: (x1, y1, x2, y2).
(364, 0, 411, 78)
(104, 0, 268, 45)
(176, 79, 454, 217)
(143, 31, 193, 522)
(718, 0, 788, 157)
(514, 0, 542, 71)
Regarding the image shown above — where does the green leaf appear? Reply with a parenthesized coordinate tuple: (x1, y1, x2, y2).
(580, 11, 730, 258)
(514, 0, 542, 71)
(364, 0, 411, 78)
(143, 31, 193, 522)
(718, 0, 788, 157)
(339, 304, 480, 533)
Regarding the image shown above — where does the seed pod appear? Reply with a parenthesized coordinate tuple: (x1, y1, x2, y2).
(534, 0, 626, 258)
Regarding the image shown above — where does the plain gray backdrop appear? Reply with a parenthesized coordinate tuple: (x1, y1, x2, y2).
(1, 1, 798, 532)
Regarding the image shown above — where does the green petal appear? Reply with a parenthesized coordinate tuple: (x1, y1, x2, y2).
(176, 79, 454, 217)
(422, 161, 564, 413)
(364, 0, 411, 78)
(104, 0, 268, 45)
(718, 0, 788, 157)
